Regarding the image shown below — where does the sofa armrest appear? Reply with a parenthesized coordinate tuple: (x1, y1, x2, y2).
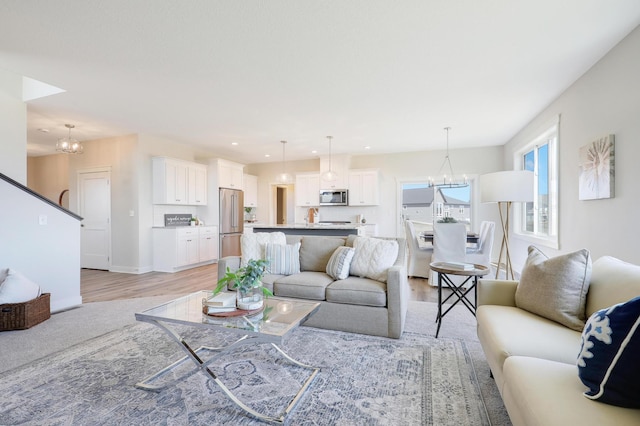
(477, 279, 518, 307)
(386, 256, 409, 338)
(217, 256, 241, 282)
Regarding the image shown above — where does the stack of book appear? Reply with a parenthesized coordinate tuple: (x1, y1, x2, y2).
(202, 292, 237, 314)
(439, 261, 475, 271)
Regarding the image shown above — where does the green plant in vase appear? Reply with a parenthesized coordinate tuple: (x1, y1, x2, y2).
(214, 258, 272, 310)
(437, 216, 458, 223)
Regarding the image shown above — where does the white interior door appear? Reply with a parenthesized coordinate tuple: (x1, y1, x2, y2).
(78, 170, 111, 270)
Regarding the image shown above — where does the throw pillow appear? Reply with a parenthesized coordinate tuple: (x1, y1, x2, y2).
(240, 232, 286, 267)
(349, 237, 399, 283)
(0, 269, 42, 304)
(515, 246, 592, 331)
(326, 246, 355, 280)
(265, 242, 301, 275)
(577, 296, 640, 408)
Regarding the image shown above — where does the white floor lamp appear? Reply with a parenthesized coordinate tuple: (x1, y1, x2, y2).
(480, 171, 534, 280)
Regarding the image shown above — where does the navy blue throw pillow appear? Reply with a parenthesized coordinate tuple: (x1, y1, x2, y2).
(577, 296, 640, 408)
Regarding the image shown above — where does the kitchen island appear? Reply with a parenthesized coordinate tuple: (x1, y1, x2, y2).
(251, 223, 364, 237)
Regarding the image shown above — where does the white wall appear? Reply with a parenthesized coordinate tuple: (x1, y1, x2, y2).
(0, 178, 81, 312)
(0, 69, 27, 183)
(505, 24, 640, 268)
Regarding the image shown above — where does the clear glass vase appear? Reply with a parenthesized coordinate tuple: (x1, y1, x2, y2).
(236, 287, 263, 310)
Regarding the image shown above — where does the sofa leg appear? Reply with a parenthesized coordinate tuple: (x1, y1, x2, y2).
(489, 370, 494, 379)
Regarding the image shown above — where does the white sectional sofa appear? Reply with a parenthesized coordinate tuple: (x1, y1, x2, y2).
(476, 255, 640, 425)
(218, 233, 409, 338)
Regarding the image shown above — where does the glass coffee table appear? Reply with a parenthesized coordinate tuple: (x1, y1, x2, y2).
(135, 291, 320, 425)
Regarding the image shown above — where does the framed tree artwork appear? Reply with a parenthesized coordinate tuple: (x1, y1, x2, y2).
(578, 134, 615, 200)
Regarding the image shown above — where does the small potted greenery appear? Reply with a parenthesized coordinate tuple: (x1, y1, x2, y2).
(214, 258, 272, 310)
(437, 216, 458, 223)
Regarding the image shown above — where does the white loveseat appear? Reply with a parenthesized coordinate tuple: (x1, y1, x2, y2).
(218, 233, 409, 338)
(476, 255, 640, 425)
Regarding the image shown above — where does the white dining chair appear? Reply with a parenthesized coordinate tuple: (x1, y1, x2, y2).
(466, 221, 495, 269)
(429, 221, 467, 286)
(404, 219, 433, 279)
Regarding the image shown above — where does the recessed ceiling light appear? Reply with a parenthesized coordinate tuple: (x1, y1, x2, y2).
(37, 128, 49, 133)
(231, 142, 239, 146)
(364, 146, 371, 150)
(265, 154, 271, 158)
(311, 150, 317, 154)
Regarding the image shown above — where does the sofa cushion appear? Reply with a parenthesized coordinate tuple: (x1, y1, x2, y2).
(273, 271, 334, 300)
(299, 237, 346, 272)
(326, 246, 355, 280)
(476, 304, 582, 391)
(241, 232, 286, 266)
(0, 269, 42, 304)
(350, 237, 399, 283)
(577, 296, 640, 408)
(515, 246, 592, 331)
(586, 256, 640, 317)
(326, 276, 386, 307)
(502, 356, 640, 426)
(265, 242, 301, 275)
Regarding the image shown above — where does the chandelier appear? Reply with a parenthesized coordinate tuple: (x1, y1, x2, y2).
(428, 127, 467, 188)
(275, 140, 293, 184)
(56, 124, 84, 154)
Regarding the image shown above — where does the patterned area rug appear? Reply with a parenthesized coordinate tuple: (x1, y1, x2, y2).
(0, 323, 490, 425)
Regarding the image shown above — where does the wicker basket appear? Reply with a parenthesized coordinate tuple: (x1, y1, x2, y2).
(0, 293, 51, 331)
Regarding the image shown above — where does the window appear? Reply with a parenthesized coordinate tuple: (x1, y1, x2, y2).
(514, 117, 559, 249)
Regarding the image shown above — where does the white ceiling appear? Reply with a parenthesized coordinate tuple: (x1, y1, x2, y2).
(2, 1, 639, 164)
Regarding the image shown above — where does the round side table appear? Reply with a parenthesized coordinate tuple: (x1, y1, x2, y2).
(429, 262, 490, 338)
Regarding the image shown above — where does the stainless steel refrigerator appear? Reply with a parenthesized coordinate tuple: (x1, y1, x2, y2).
(219, 188, 244, 258)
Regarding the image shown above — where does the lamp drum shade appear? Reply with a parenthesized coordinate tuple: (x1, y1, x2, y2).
(480, 170, 534, 203)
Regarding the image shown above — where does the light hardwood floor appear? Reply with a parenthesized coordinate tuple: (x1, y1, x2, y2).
(81, 264, 439, 303)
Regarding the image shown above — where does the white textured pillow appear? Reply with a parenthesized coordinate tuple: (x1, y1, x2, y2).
(0, 269, 42, 304)
(240, 232, 286, 266)
(265, 243, 301, 275)
(326, 246, 355, 280)
(349, 237, 399, 283)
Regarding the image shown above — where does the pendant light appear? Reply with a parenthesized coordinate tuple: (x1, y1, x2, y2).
(320, 135, 338, 182)
(276, 140, 293, 184)
(428, 127, 467, 188)
(56, 124, 84, 154)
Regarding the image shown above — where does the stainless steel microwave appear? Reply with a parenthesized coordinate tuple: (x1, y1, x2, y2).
(319, 189, 348, 206)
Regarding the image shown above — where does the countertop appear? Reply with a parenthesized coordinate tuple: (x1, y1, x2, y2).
(252, 223, 364, 230)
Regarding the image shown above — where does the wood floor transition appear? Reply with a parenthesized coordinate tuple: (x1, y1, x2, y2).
(81, 263, 439, 304)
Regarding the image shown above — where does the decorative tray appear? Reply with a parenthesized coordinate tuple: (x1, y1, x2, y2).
(202, 305, 265, 317)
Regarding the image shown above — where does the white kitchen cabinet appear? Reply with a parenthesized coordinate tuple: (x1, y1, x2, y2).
(153, 226, 218, 272)
(243, 174, 258, 208)
(198, 226, 218, 261)
(188, 164, 208, 205)
(348, 169, 380, 206)
(295, 173, 320, 206)
(153, 157, 208, 205)
(218, 160, 244, 189)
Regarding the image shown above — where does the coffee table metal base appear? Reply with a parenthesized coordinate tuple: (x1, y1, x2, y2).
(135, 318, 320, 425)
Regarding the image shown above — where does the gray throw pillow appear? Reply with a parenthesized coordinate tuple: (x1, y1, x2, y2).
(515, 246, 592, 331)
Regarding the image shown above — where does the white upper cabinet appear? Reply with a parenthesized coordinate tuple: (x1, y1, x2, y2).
(218, 160, 244, 189)
(188, 164, 207, 205)
(348, 169, 380, 206)
(153, 157, 207, 205)
(295, 173, 320, 206)
(243, 174, 258, 208)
